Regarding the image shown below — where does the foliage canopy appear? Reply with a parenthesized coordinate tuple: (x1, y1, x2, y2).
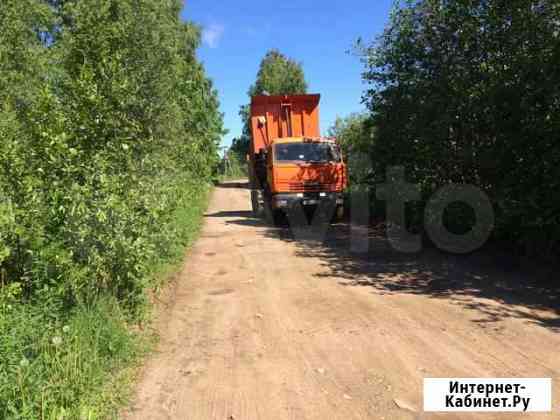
(0, 0, 223, 314)
(355, 0, 560, 255)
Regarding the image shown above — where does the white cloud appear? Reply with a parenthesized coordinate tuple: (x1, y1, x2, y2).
(202, 23, 225, 48)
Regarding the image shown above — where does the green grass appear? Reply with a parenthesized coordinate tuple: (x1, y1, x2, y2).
(0, 184, 212, 420)
(0, 297, 145, 419)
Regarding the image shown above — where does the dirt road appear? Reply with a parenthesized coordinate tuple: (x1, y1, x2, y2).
(125, 181, 560, 420)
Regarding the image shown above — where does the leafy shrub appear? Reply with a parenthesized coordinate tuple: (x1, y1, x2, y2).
(0, 0, 223, 417)
(357, 0, 560, 256)
(0, 0, 223, 305)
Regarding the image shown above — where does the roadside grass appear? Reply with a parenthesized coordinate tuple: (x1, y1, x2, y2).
(0, 297, 146, 419)
(0, 184, 212, 420)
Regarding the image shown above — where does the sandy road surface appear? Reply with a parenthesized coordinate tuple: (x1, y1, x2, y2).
(125, 181, 560, 420)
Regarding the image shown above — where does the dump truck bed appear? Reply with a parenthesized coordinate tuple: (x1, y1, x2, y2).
(249, 94, 321, 154)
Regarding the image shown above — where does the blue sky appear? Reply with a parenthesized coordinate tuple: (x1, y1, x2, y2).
(180, 0, 394, 149)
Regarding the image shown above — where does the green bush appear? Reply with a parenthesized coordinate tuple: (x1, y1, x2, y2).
(0, 0, 222, 305)
(0, 0, 223, 417)
(356, 0, 560, 255)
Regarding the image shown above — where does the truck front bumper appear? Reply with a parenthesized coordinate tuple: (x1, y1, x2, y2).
(271, 192, 344, 209)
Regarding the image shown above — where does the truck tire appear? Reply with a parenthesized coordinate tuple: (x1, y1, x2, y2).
(335, 205, 344, 222)
(251, 190, 262, 217)
(263, 200, 273, 224)
(273, 209, 285, 225)
(263, 201, 284, 226)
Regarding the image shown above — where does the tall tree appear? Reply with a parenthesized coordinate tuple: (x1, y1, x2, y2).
(248, 49, 308, 96)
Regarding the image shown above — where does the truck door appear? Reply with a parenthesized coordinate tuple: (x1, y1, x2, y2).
(267, 146, 274, 194)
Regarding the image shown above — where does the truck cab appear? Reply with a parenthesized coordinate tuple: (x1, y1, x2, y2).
(249, 94, 347, 223)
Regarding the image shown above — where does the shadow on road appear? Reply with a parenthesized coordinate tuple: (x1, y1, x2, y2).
(221, 208, 560, 332)
(214, 180, 250, 189)
(206, 210, 254, 218)
(204, 210, 269, 228)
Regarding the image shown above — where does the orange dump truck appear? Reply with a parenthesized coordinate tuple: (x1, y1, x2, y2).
(248, 94, 347, 223)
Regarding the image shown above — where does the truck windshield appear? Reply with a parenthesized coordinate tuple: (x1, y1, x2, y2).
(274, 142, 341, 163)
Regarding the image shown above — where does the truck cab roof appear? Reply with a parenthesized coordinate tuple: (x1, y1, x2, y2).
(270, 137, 337, 145)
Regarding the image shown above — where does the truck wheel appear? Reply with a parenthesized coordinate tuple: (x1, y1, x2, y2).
(263, 201, 274, 224)
(264, 202, 284, 226)
(334, 205, 344, 222)
(251, 190, 262, 216)
(273, 209, 285, 225)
